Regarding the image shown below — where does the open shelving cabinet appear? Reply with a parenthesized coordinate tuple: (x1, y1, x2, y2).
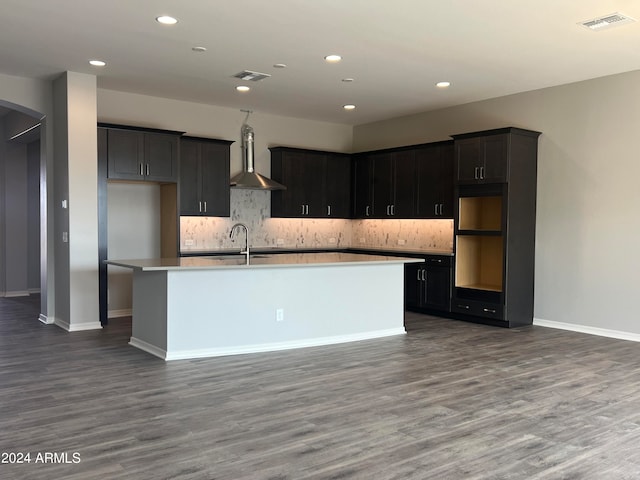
(451, 127, 541, 327)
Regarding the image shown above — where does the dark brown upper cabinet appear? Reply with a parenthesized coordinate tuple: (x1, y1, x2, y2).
(180, 137, 233, 217)
(353, 142, 453, 219)
(270, 147, 351, 218)
(352, 150, 415, 218)
(100, 124, 182, 183)
(454, 132, 513, 184)
(415, 141, 454, 219)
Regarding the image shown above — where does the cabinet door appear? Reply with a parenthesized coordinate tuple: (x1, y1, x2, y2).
(273, 150, 308, 217)
(371, 152, 394, 217)
(481, 134, 509, 183)
(179, 140, 201, 215)
(200, 142, 230, 217)
(416, 144, 454, 218)
(352, 155, 373, 218)
(439, 144, 454, 217)
(324, 154, 351, 218)
(392, 150, 416, 217)
(423, 266, 451, 311)
(145, 133, 178, 182)
(455, 137, 482, 184)
(303, 152, 326, 217)
(107, 129, 144, 180)
(404, 263, 422, 309)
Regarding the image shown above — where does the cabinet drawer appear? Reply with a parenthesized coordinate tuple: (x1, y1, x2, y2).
(424, 255, 451, 268)
(451, 298, 503, 320)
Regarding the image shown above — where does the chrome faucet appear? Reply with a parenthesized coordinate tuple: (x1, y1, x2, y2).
(230, 223, 250, 264)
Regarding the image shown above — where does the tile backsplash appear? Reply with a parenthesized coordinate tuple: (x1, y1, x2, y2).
(180, 190, 453, 253)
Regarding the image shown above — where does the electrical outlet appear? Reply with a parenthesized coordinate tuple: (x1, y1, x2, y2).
(276, 238, 285, 245)
(184, 239, 194, 246)
(276, 308, 284, 322)
(359, 237, 366, 244)
(397, 239, 406, 245)
(62, 232, 68, 243)
(329, 237, 336, 244)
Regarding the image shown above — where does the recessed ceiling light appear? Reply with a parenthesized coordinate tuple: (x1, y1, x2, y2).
(89, 60, 106, 67)
(436, 81, 451, 88)
(273, 63, 287, 69)
(342, 78, 354, 83)
(156, 15, 178, 25)
(236, 86, 250, 92)
(192, 46, 207, 53)
(324, 54, 342, 63)
(343, 104, 356, 110)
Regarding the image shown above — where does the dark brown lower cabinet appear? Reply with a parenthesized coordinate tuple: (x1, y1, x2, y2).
(405, 255, 452, 313)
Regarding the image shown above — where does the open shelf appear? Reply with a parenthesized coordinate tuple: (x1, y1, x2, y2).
(455, 235, 503, 292)
(458, 196, 502, 231)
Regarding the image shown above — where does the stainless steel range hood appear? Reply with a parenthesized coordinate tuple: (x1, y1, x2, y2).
(230, 112, 285, 191)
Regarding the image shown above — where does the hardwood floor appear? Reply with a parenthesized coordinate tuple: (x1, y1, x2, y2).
(2, 296, 640, 479)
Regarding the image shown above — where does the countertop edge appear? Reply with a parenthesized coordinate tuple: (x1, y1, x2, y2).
(106, 253, 424, 271)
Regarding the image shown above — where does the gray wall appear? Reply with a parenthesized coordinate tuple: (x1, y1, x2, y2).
(353, 69, 640, 337)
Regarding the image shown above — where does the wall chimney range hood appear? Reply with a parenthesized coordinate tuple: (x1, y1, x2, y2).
(230, 110, 286, 191)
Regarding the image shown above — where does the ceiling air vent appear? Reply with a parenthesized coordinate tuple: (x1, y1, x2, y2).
(232, 70, 271, 81)
(580, 12, 636, 31)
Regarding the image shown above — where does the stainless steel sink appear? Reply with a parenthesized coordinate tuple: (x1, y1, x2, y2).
(202, 254, 272, 260)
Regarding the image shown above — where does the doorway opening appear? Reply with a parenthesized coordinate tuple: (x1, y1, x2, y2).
(0, 100, 47, 323)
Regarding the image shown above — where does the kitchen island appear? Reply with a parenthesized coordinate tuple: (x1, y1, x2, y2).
(107, 252, 422, 360)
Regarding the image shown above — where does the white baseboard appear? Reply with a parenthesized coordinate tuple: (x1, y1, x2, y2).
(4, 290, 30, 297)
(28, 288, 41, 294)
(39, 313, 54, 325)
(108, 308, 132, 318)
(53, 318, 102, 332)
(129, 337, 168, 360)
(533, 318, 640, 343)
(131, 328, 407, 361)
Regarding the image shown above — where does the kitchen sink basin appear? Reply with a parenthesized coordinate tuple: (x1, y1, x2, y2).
(201, 254, 272, 261)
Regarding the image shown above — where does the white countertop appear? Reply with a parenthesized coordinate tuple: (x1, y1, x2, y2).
(106, 251, 423, 271)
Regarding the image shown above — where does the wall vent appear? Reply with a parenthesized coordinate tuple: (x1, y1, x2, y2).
(232, 70, 271, 81)
(580, 12, 636, 30)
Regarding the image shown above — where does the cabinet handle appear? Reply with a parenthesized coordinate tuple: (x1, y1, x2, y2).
(391, 205, 395, 216)
(306, 205, 309, 215)
(365, 206, 370, 217)
(421, 270, 426, 281)
(139, 163, 144, 176)
(386, 205, 390, 216)
(199, 201, 202, 213)
(434, 204, 438, 216)
(439, 203, 444, 215)
(327, 205, 331, 216)
(480, 166, 485, 179)
(145, 164, 150, 176)
(301, 205, 305, 215)
(483, 308, 496, 313)
(457, 304, 470, 310)
(416, 270, 421, 281)
(203, 201, 207, 213)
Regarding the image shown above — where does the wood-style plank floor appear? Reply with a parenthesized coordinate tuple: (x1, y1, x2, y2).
(2, 295, 640, 479)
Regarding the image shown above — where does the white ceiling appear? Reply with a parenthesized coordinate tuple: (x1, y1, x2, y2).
(2, 0, 640, 125)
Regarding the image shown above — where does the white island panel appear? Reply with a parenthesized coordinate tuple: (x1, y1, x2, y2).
(130, 262, 406, 360)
